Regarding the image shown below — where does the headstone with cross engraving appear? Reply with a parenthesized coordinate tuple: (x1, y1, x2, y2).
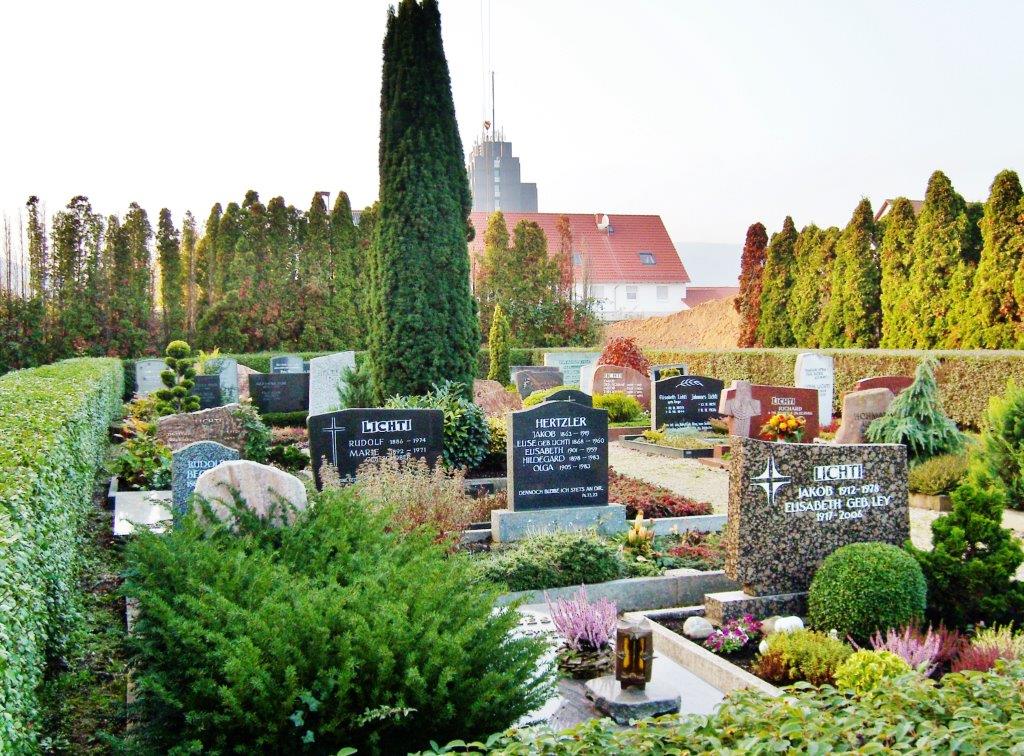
(307, 408, 444, 489)
(719, 380, 820, 441)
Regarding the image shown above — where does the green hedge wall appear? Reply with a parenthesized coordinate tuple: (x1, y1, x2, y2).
(0, 358, 124, 748)
(644, 348, 1024, 430)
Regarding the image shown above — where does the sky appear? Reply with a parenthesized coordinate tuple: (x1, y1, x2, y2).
(2, 0, 1023, 286)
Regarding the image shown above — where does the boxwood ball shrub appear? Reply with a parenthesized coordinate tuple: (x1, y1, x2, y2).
(808, 542, 927, 642)
(476, 531, 624, 592)
(592, 392, 645, 423)
(386, 381, 490, 471)
(907, 451, 969, 495)
(122, 486, 552, 754)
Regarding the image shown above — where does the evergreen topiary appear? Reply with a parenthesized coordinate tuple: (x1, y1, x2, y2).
(487, 303, 511, 384)
(907, 481, 1024, 628)
(970, 379, 1024, 510)
(865, 357, 964, 465)
(153, 340, 200, 416)
(808, 542, 927, 642)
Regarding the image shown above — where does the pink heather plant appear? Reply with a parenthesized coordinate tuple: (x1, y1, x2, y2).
(869, 626, 942, 676)
(545, 586, 617, 652)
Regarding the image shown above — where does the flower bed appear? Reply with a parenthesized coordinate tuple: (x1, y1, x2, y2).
(608, 468, 713, 519)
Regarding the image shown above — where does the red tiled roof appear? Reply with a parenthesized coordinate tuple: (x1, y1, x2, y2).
(469, 211, 690, 285)
(683, 286, 739, 307)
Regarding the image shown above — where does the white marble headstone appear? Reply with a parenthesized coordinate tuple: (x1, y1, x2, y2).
(135, 358, 166, 396)
(794, 352, 834, 426)
(308, 351, 357, 415)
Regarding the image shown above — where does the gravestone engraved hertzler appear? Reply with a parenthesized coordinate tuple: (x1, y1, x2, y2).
(249, 373, 310, 414)
(724, 437, 909, 595)
(653, 375, 724, 433)
(308, 408, 444, 489)
(171, 440, 238, 517)
(508, 401, 609, 511)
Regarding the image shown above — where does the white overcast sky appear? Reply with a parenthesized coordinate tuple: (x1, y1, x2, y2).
(2, 0, 1022, 285)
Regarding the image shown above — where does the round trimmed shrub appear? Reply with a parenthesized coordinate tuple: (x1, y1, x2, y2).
(808, 542, 926, 642)
(386, 381, 490, 470)
(593, 392, 645, 423)
(834, 650, 912, 694)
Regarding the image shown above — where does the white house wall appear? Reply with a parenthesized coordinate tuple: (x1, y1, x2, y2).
(578, 282, 688, 321)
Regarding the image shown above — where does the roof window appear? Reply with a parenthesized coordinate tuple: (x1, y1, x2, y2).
(638, 251, 656, 265)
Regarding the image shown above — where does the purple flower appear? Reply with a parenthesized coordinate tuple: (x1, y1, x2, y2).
(545, 586, 617, 652)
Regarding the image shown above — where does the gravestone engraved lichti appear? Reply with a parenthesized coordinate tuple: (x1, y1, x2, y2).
(207, 357, 239, 404)
(592, 364, 651, 412)
(308, 408, 444, 489)
(794, 353, 835, 426)
(653, 375, 724, 433)
(543, 351, 601, 386)
(156, 404, 247, 452)
(835, 388, 895, 444)
(249, 373, 310, 414)
(194, 375, 223, 410)
(546, 389, 593, 406)
(513, 367, 565, 398)
(308, 351, 357, 416)
(473, 379, 523, 417)
(854, 375, 914, 395)
(650, 363, 689, 382)
(135, 358, 166, 396)
(171, 440, 238, 518)
(270, 354, 305, 374)
(719, 380, 820, 441)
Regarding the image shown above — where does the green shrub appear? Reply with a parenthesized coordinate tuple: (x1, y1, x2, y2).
(441, 661, 1024, 754)
(234, 403, 271, 463)
(122, 486, 552, 754)
(908, 452, 970, 494)
(386, 381, 491, 470)
(259, 410, 309, 428)
(487, 304, 512, 384)
(971, 379, 1024, 510)
(154, 340, 201, 416)
(522, 384, 580, 407)
(476, 531, 624, 592)
(0, 358, 124, 748)
(809, 543, 927, 642)
(908, 481, 1024, 628)
(752, 629, 852, 686)
(108, 431, 172, 490)
(485, 416, 507, 467)
(338, 360, 374, 410)
(592, 392, 644, 423)
(267, 444, 308, 472)
(866, 357, 965, 464)
(834, 650, 913, 694)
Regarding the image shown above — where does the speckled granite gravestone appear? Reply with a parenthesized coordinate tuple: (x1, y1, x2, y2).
(171, 440, 238, 517)
(854, 375, 913, 395)
(473, 380, 523, 417)
(835, 388, 895, 444)
(724, 437, 909, 596)
(156, 404, 247, 452)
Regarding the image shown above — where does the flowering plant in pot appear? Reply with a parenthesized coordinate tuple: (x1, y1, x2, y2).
(760, 413, 806, 443)
(545, 586, 617, 679)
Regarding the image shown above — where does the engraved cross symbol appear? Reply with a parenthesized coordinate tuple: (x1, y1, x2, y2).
(321, 417, 345, 465)
(750, 454, 791, 506)
(719, 380, 762, 437)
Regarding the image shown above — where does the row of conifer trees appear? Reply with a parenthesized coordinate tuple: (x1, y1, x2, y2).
(735, 169, 1024, 350)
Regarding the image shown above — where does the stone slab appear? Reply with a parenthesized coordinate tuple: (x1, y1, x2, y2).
(171, 440, 239, 516)
(193, 459, 308, 527)
(308, 351, 357, 416)
(270, 354, 305, 374)
(910, 492, 953, 512)
(113, 490, 172, 537)
(204, 356, 239, 404)
(156, 404, 247, 452)
(490, 503, 627, 542)
(543, 351, 600, 386)
(546, 388, 593, 406)
(134, 358, 166, 396)
(703, 589, 808, 625)
(835, 388, 895, 444)
(653, 374, 724, 433)
(855, 375, 913, 395)
(194, 375, 224, 410)
(513, 367, 565, 398)
(794, 352, 835, 426)
(584, 675, 680, 725)
(473, 379, 523, 417)
(249, 373, 310, 414)
(236, 364, 258, 400)
(650, 363, 689, 382)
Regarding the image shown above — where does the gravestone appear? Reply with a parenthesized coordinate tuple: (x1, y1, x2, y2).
(270, 354, 305, 374)
(580, 363, 597, 394)
(193, 460, 308, 527)
(794, 353, 835, 426)
(546, 388, 593, 406)
(135, 358, 166, 396)
(171, 441, 239, 517)
(722, 437, 909, 597)
(513, 367, 565, 398)
(835, 388, 895, 444)
(308, 408, 444, 489)
(206, 356, 239, 404)
(592, 364, 651, 412)
(719, 380, 820, 441)
(473, 379, 523, 417)
(156, 404, 247, 452)
(236, 364, 258, 399)
(543, 351, 600, 386)
(194, 375, 223, 410)
(249, 373, 310, 414)
(308, 351, 357, 416)
(650, 363, 689, 382)
(854, 375, 913, 395)
(653, 375, 724, 433)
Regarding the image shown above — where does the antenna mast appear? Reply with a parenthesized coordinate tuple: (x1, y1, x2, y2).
(491, 71, 496, 141)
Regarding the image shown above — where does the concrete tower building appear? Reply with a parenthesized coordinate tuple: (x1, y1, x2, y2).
(467, 127, 538, 213)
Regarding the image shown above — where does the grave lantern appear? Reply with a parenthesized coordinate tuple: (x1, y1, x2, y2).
(614, 619, 654, 690)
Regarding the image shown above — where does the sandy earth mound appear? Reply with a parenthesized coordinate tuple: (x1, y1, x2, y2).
(603, 296, 741, 350)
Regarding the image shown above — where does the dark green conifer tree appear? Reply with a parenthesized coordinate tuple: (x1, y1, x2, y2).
(755, 216, 798, 347)
(214, 202, 242, 300)
(181, 211, 198, 338)
(821, 199, 879, 347)
(25, 195, 48, 301)
(879, 198, 918, 348)
(123, 202, 155, 354)
(368, 0, 478, 400)
(788, 225, 824, 346)
(50, 196, 103, 355)
(296, 192, 334, 350)
(196, 203, 221, 309)
(329, 191, 364, 348)
(157, 208, 184, 344)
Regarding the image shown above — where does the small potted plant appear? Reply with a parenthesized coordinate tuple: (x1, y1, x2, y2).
(760, 413, 806, 443)
(545, 586, 617, 679)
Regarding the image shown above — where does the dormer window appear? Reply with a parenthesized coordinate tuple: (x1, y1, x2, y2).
(638, 251, 656, 265)
(572, 252, 583, 266)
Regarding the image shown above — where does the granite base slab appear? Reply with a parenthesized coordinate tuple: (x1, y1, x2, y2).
(704, 589, 807, 625)
(584, 675, 680, 725)
(491, 504, 627, 542)
(113, 490, 172, 537)
(910, 493, 953, 512)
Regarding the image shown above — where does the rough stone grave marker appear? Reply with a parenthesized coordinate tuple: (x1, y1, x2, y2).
(473, 379, 523, 417)
(546, 388, 593, 406)
(543, 351, 600, 386)
(249, 373, 310, 414)
(194, 375, 223, 410)
(194, 460, 308, 527)
(719, 380, 820, 441)
(171, 440, 239, 517)
(835, 388, 895, 444)
(795, 353, 835, 426)
(592, 364, 651, 412)
(513, 367, 564, 398)
(854, 375, 913, 395)
(653, 375, 724, 433)
(156, 404, 247, 452)
(135, 358, 166, 396)
(308, 351, 357, 416)
(270, 354, 305, 374)
(308, 408, 444, 489)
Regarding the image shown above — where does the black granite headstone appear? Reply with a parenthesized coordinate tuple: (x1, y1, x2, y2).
(249, 373, 310, 414)
(545, 389, 593, 407)
(194, 375, 224, 410)
(508, 401, 608, 511)
(308, 408, 444, 489)
(653, 375, 725, 433)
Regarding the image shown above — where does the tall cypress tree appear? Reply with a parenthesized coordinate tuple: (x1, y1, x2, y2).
(879, 198, 918, 348)
(368, 0, 477, 400)
(735, 222, 768, 347)
(157, 208, 184, 343)
(329, 191, 364, 348)
(196, 203, 221, 309)
(123, 202, 154, 354)
(214, 202, 242, 300)
(964, 170, 1024, 348)
(821, 199, 879, 347)
(298, 192, 335, 349)
(181, 211, 198, 338)
(25, 195, 48, 301)
(788, 225, 824, 347)
(906, 171, 973, 348)
(756, 216, 798, 347)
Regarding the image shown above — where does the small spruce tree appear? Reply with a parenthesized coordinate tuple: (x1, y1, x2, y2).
(487, 303, 511, 384)
(154, 340, 200, 416)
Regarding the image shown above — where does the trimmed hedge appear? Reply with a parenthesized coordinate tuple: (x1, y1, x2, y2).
(0, 358, 124, 748)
